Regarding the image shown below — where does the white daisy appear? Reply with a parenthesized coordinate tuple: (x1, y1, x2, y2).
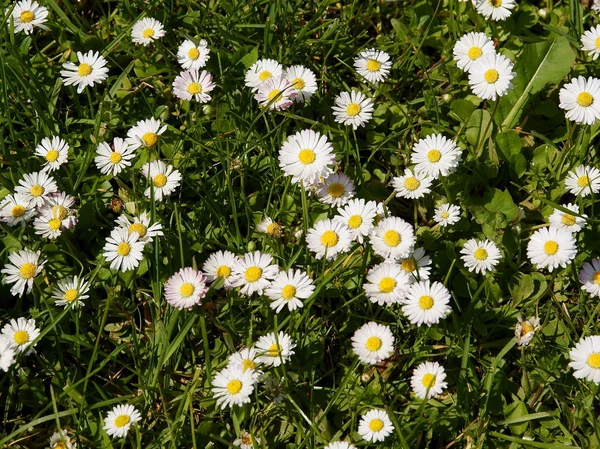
(354, 48, 392, 83)
(103, 404, 141, 438)
(411, 361, 448, 399)
(460, 238, 502, 275)
(548, 203, 586, 233)
(102, 227, 145, 272)
(47, 430, 75, 449)
(255, 331, 296, 367)
(357, 409, 394, 443)
(333, 198, 378, 243)
(581, 26, 600, 61)
(278, 129, 336, 185)
(177, 38, 210, 70)
(0, 337, 15, 372)
(569, 335, 600, 384)
(256, 216, 283, 238)
(579, 259, 600, 297)
(115, 211, 163, 245)
(131, 17, 165, 46)
(352, 321, 395, 365)
(233, 431, 261, 449)
(527, 227, 577, 272)
(95, 138, 136, 176)
(1, 317, 40, 355)
(44, 192, 77, 229)
(265, 268, 315, 313)
(34, 136, 69, 172)
(399, 247, 432, 282)
(402, 280, 452, 326)
(212, 365, 256, 409)
(453, 32, 496, 71)
(14, 171, 58, 207)
(468, 53, 516, 101)
(60, 50, 109, 94)
(564, 165, 600, 197)
(306, 218, 352, 261)
(51, 276, 90, 308)
(33, 206, 71, 239)
(126, 118, 167, 150)
(173, 69, 215, 103)
(558, 77, 600, 125)
(317, 172, 355, 207)
(332, 90, 374, 130)
(140, 160, 182, 202)
(7, 0, 48, 34)
(230, 251, 279, 296)
(255, 75, 295, 110)
(164, 267, 208, 310)
(410, 134, 462, 179)
(244, 58, 283, 90)
(1, 249, 45, 297)
(515, 315, 540, 347)
(0, 193, 35, 227)
(364, 263, 411, 305)
(228, 347, 262, 380)
(434, 203, 461, 227)
(475, 0, 516, 21)
(202, 250, 238, 290)
(392, 168, 433, 199)
(594, 0, 600, 12)
(284, 65, 318, 103)
(324, 443, 356, 449)
(369, 216, 416, 260)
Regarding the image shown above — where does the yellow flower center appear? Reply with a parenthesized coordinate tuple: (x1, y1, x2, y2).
(142, 28, 155, 38)
(267, 89, 281, 102)
(366, 59, 381, 72)
(419, 295, 434, 310)
(242, 359, 256, 371)
(369, 418, 384, 432)
(187, 82, 202, 94)
(365, 336, 382, 351)
(404, 177, 420, 191)
(544, 241, 558, 256)
(128, 223, 147, 238)
(379, 277, 397, 293)
(488, 0, 502, 6)
(63, 289, 79, 302)
(77, 63, 92, 76)
(281, 284, 297, 299)
(441, 211, 450, 219)
(427, 149, 441, 162)
(13, 330, 29, 345)
(142, 132, 158, 147)
(241, 434, 253, 445)
(577, 92, 594, 107)
(117, 242, 131, 256)
(422, 373, 436, 388)
(30, 184, 44, 197)
(267, 343, 281, 356)
(114, 414, 131, 427)
(292, 77, 305, 89)
(594, 271, 600, 285)
(19, 263, 37, 279)
(216, 265, 231, 278)
(266, 222, 281, 237)
(108, 151, 122, 164)
(328, 183, 345, 198)
(577, 175, 590, 187)
(298, 149, 316, 164)
(520, 322, 534, 335)
(188, 48, 200, 60)
(467, 46, 483, 60)
(383, 230, 401, 247)
(52, 205, 68, 220)
(20, 10, 34, 22)
(484, 69, 499, 84)
(45, 149, 59, 162)
(474, 248, 488, 260)
(346, 103, 361, 117)
(588, 353, 600, 369)
(54, 442, 67, 449)
(258, 70, 272, 81)
(561, 214, 576, 226)
(244, 266, 262, 282)
(348, 215, 363, 229)
(320, 230, 339, 247)
(153, 174, 168, 188)
(227, 379, 243, 394)
(48, 218, 62, 230)
(401, 259, 416, 272)
(179, 283, 194, 297)
(11, 205, 25, 218)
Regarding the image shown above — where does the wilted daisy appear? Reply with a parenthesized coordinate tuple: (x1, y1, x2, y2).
(0, 337, 15, 372)
(177, 38, 210, 70)
(265, 268, 315, 313)
(140, 160, 182, 202)
(527, 227, 577, 272)
(468, 53, 516, 101)
(244, 58, 283, 90)
(476, 0, 516, 21)
(234, 431, 261, 449)
(515, 316, 540, 347)
(126, 118, 167, 150)
(332, 90, 374, 130)
(173, 69, 215, 103)
(51, 276, 90, 308)
(203, 250, 238, 289)
(131, 17, 165, 46)
(579, 259, 600, 297)
(14, 171, 57, 207)
(212, 366, 256, 409)
(569, 336, 600, 384)
(256, 331, 296, 367)
(115, 211, 163, 245)
(0, 194, 35, 227)
(228, 347, 262, 379)
(370, 216, 415, 260)
(392, 168, 433, 199)
(1, 317, 40, 354)
(402, 281, 452, 326)
(581, 26, 600, 61)
(558, 77, 600, 125)
(317, 172, 355, 207)
(364, 263, 411, 305)
(2, 249, 45, 297)
(7, 0, 48, 34)
(548, 203, 586, 233)
(411, 361, 448, 399)
(352, 321, 395, 364)
(44, 192, 77, 229)
(262, 374, 286, 404)
(358, 409, 394, 443)
(399, 247, 432, 281)
(334, 198, 378, 244)
(278, 129, 336, 185)
(434, 203, 461, 227)
(255, 76, 295, 110)
(256, 216, 283, 238)
(102, 227, 145, 272)
(103, 404, 141, 438)
(230, 251, 278, 296)
(411, 134, 462, 179)
(354, 49, 392, 83)
(306, 219, 352, 260)
(324, 443, 357, 449)
(60, 51, 109, 94)
(34, 136, 69, 172)
(564, 165, 600, 197)
(460, 238, 502, 275)
(95, 138, 135, 176)
(453, 32, 496, 71)
(47, 431, 75, 449)
(164, 267, 208, 310)
(284, 65, 318, 102)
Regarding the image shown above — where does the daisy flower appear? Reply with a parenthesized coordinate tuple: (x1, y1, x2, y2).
(8, 0, 48, 34)
(402, 280, 452, 326)
(244, 58, 283, 90)
(332, 90, 374, 130)
(1, 249, 45, 297)
(460, 238, 502, 275)
(131, 17, 165, 46)
(0, 337, 15, 372)
(352, 322, 395, 365)
(256, 216, 283, 238)
(369, 216, 416, 260)
(411, 361, 448, 399)
(284, 65, 318, 102)
(306, 218, 352, 260)
(95, 138, 136, 176)
(548, 203, 586, 233)
(265, 268, 315, 313)
(581, 26, 600, 61)
(14, 171, 57, 207)
(51, 275, 90, 308)
(140, 160, 182, 202)
(278, 129, 336, 185)
(476, 0, 516, 21)
(515, 315, 540, 347)
(357, 409, 394, 443)
(324, 443, 357, 449)
(34, 136, 69, 172)
(594, 0, 600, 12)
(126, 118, 167, 150)
(392, 168, 433, 199)
(399, 247, 432, 281)
(468, 53, 516, 101)
(230, 251, 279, 296)
(559, 77, 600, 125)
(1, 317, 40, 355)
(0, 193, 35, 227)
(164, 267, 208, 310)
(203, 250, 238, 290)
(453, 32, 496, 71)
(410, 134, 462, 179)
(255, 331, 296, 367)
(333, 198, 378, 243)
(354, 48, 392, 83)
(212, 365, 256, 409)
(434, 203, 461, 227)
(564, 165, 600, 197)
(47, 430, 75, 449)
(569, 335, 600, 384)
(44, 192, 77, 229)
(579, 259, 600, 297)
(527, 227, 577, 272)
(102, 227, 145, 272)
(177, 38, 210, 70)
(60, 51, 109, 94)
(33, 206, 71, 239)
(103, 404, 141, 438)
(173, 69, 215, 103)
(115, 211, 163, 245)
(234, 431, 261, 449)
(228, 347, 262, 379)
(317, 172, 355, 207)
(255, 75, 295, 110)
(364, 263, 411, 306)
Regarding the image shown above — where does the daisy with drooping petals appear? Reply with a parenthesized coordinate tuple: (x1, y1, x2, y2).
(352, 321, 395, 365)
(558, 77, 600, 125)
(257, 216, 283, 238)
(44, 192, 77, 229)
(255, 76, 295, 110)
(392, 168, 433, 199)
(370, 216, 416, 260)
(278, 129, 336, 185)
(102, 227, 145, 272)
(203, 250, 238, 290)
(1, 249, 45, 297)
(402, 281, 452, 326)
(131, 17, 165, 45)
(549, 203, 586, 233)
(515, 315, 540, 347)
(0, 337, 16, 372)
(527, 227, 577, 272)
(233, 431, 261, 449)
(317, 172, 355, 207)
(410, 134, 462, 179)
(1, 317, 40, 354)
(103, 404, 142, 438)
(460, 238, 502, 275)
(173, 69, 215, 103)
(569, 336, 600, 384)
(324, 443, 357, 449)
(475, 0, 516, 21)
(468, 53, 516, 100)
(581, 26, 600, 61)
(332, 90, 374, 130)
(333, 198, 378, 244)
(35, 136, 69, 172)
(399, 247, 432, 282)
(284, 65, 318, 102)
(357, 409, 394, 443)
(140, 160, 182, 202)
(115, 211, 163, 245)
(244, 59, 283, 90)
(411, 361, 448, 399)
(230, 251, 279, 296)
(364, 263, 411, 305)
(14, 171, 57, 207)
(579, 259, 600, 297)
(0, 194, 35, 227)
(256, 331, 296, 367)
(126, 118, 167, 150)
(164, 267, 208, 310)
(354, 49, 392, 83)
(177, 39, 210, 70)
(434, 203, 461, 227)
(306, 219, 352, 260)
(60, 51, 109, 94)
(265, 268, 315, 313)
(228, 347, 262, 380)
(212, 365, 256, 409)
(7, 0, 48, 34)
(564, 165, 600, 197)
(95, 138, 136, 176)
(51, 276, 90, 308)
(453, 32, 496, 71)
(47, 430, 75, 449)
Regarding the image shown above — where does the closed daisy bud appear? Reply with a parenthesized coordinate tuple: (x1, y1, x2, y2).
(172, 69, 215, 103)
(468, 53, 516, 101)
(515, 315, 540, 347)
(569, 335, 600, 384)
(255, 331, 296, 367)
(351, 321, 395, 365)
(564, 165, 600, 197)
(460, 238, 502, 275)
(579, 259, 600, 298)
(103, 404, 141, 438)
(1, 249, 45, 297)
(527, 227, 577, 272)
(332, 90, 374, 130)
(35, 136, 69, 172)
(357, 409, 394, 443)
(177, 38, 210, 70)
(453, 32, 496, 72)
(8, 0, 48, 34)
(1, 317, 40, 355)
(558, 77, 600, 125)
(411, 361, 448, 399)
(211, 366, 256, 409)
(164, 267, 208, 310)
(131, 17, 165, 46)
(354, 48, 392, 84)
(95, 138, 136, 176)
(60, 51, 109, 94)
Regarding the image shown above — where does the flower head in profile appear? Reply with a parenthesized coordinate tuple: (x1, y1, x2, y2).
(131, 17, 165, 46)
(515, 315, 540, 347)
(60, 51, 109, 94)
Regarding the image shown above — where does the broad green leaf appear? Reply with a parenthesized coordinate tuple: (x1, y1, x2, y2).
(496, 130, 522, 161)
(504, 401, 529, 435)
(466, 109, 492, 146)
